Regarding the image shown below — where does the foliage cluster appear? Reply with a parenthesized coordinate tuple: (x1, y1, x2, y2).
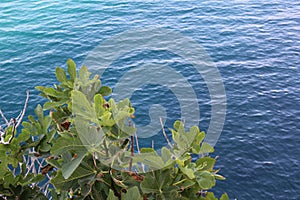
(0, 59, 228, 200)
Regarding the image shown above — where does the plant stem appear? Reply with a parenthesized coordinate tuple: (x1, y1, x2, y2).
(160, 117, 172, 148)
(129, 135, 134, 171)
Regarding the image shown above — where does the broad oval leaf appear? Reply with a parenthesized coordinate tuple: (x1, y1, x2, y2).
(56, 67, 68, 83)
(67, 59, 76, 81)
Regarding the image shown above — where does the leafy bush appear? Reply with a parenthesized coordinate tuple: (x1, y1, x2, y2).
(0, 59, 228, 200)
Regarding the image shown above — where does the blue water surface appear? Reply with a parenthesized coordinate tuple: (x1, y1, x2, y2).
(0, 1, 299, 199)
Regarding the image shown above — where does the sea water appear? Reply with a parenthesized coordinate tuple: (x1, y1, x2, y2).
(0, 1, 299, 199)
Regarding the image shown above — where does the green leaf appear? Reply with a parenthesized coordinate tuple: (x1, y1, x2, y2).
(3, 172, 15, 188)
(214, 174, 226, 180)
(220, 193, 229, 200)
(122, 186, 142, 200)
(107, 190, 118, 200)
(56, 67, 68, 83)
(67, 59, 76, 81)
(116, 120, 136, 137)
(34, 104, 44, 124)
(78, 66, 91, 84)
(117, 98, 130, 109)
(74, 116, 104, 153)
(62, 150, 87, 179)
(199, 142, 214, 154)
(113, 110, 130, 122)
(0, 163, 9, 177)
(49, 189, 69, 200)
(195, 157, 216, 171)
(19, 174, 45, 186)
(179, 165, 195, 179)
(140, 148, 155, 153)
(44, 100, 67, 110)
(42, 88, 66, 99)
(161, 147, 172, 164)
(195, 171, 216, 190)
(51, 132, 90, 179)
(94, 94, 105, 117)
(35, 86, 46, 92)
(98, 86, 112, 96)
(205, 192, 218, 200)
(71, 90, 97, 121)
(190, 128, 205, 154)
(16, 129, 30, 142)
(51, 134, 85, 156)
(180, 179, 196, 189)
(46, 157, 61, 169)
(51, 161, 96, 191)
(42, 116, 52, 134)
(140, 170, 174, 194)
(37, 138, 52, 153)
(134, 150, 165, 170)
(173, 120, 182, 131)
(100, 111, 115, 127)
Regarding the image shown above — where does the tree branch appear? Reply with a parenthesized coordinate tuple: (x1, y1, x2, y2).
(0, 91, 30, 144)
(160, 117, 172, 148)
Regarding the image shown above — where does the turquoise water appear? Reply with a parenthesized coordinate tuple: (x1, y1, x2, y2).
(0, 1, 299, 199)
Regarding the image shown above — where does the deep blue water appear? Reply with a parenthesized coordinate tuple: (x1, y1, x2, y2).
(0, 1, 299, 199)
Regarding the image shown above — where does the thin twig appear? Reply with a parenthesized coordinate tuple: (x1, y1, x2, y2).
(160, 117, 172, 148)
(103, 139, 109, 157)
(134, 134, 140, 154)
(129, 135, 134, 171)
(128, 120, 134, 171)
(0, 91, 30, 144)
(7, 118, 16, 144)
(110, 169, 121, 200)
(93, 152, 99, 170)
(135, 133, 145, 173)
(15, 90, 30, 128)
(0, 109, 9, 125)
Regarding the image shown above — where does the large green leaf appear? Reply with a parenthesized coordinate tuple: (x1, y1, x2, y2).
(195, 171, 216, 190)
(99, 111, 115, 127)
(195, 157, 216, 171)
(74, 116, 104, 153)
(98, 86, 112, 96)
(191, 129, 205, 154)
(51, 134, 84, 156)
(199, 142, 214, 154)
(220, 193, 229, 200)
(78, 66, 91, 84)
(44, 100, 68, 110)
(171, 122, 193, 152)
(122, 186, 143, 200)
(107, 190, 119, 200)
(51, 134, 88, 179)
(41, 88, 68, 99)
(61, 150, 87, 179)
(133, 149, 165, 170)
(0, 162, 9, 177)
(140, 170, 175, 195)
(51, 161, 96, 191)
(34, 104, 44, 125)
(67, 59, 76, 81)
(94, 94, 106, 118)
(161, 147, 174, 166)
(179, 165, 195, 180)
(56, 67, 68, 83)
(204, 192, 218, 200)
(71, 90, 97, 122)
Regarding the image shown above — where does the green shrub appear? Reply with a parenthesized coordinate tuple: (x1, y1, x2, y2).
(0, 59, 228, 200)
